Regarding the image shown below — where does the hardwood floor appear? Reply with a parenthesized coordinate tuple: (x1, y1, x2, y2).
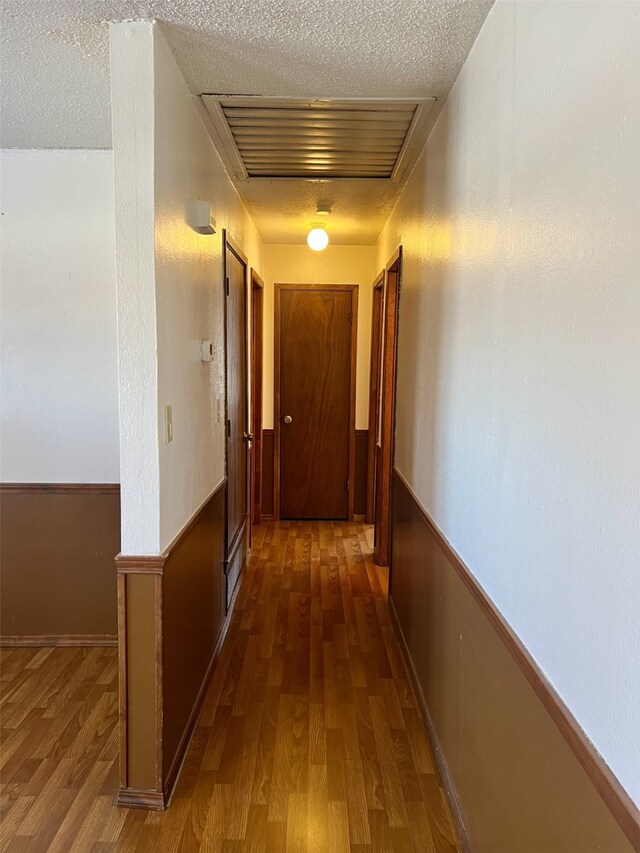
(0, 522, 459, 852)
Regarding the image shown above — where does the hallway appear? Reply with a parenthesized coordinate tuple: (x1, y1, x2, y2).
(0, 523, 459, 852)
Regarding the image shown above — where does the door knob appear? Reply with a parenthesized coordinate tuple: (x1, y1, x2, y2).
(243, 432, 254, 442)
(283, 415, 293, 424)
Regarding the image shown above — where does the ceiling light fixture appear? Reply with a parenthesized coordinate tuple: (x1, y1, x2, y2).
(307, 204, 331, 251)
(307, 225, 329, 252)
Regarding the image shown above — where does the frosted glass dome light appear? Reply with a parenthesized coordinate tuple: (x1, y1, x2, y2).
(307, 227, 329, 251)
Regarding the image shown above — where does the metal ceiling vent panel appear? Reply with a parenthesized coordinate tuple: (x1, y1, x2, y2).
(201, 96, 435, 181)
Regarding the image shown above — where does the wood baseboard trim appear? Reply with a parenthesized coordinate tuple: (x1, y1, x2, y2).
(117, 787, 165, 810)
(163, 601, 235, 802)
(392, 466, 640, 850)
(261, 514, 274, 522)
(0, 482, 120, 495)
(0, 634, 118, 648)
(388, 596, 470, 852)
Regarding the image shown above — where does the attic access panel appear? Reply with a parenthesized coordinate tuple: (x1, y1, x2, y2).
(201, 96, 435, 181)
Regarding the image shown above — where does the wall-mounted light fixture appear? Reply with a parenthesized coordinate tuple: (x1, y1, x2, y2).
(307, 204, 332, 251)
(188, 200, 216, 235)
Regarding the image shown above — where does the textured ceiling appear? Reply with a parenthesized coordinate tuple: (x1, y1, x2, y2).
(1, 0, 493, 242)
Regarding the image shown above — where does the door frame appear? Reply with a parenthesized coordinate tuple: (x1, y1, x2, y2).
(366, 271, 385, 524)
(250, 268, 264, 524)
(222, 230, 250, 606)
(273, 283, 358, 521)
(374, 247, 402, 566)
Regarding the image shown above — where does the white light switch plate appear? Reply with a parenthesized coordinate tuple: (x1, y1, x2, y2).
(165, 404, 173, 444)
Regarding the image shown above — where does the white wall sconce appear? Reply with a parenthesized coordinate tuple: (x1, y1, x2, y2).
(188, 200, 216, 235)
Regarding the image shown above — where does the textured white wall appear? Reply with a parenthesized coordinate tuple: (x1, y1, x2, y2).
(0, 149, 119, 483)
(111, 21, 262, 553)
(110, 22, 160, 554)
(377, 0, 640, 806)
(262, 244, 377, 430)
(153, 25, 262, 551)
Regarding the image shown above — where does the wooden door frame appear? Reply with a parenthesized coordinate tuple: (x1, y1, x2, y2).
(250, 268, 264, 525)
(222, 230, 250, 590)
(273, 283, 358, 522)
(366, 271, 385, 524)
(374, 247, 402, 566)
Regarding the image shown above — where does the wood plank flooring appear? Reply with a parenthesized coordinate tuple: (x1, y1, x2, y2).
(0, 522, 459, 852)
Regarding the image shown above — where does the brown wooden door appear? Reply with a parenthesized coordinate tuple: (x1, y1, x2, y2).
(374, 251, 402, 566)
(276, 284, 357, 520)
(366, 275, 384, 524)
(225, 236, 249, 598)
(251, 270, 264, 524)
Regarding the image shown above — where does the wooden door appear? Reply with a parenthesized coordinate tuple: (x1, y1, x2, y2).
(366, 273, 384, 524)
(275, 284, 357, 520)
(250, 269, 264, 524)
(374, 249, 402, 566)
(224, 234, 249, 606)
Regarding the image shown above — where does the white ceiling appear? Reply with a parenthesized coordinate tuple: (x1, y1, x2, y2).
(1, 0, 493, 243)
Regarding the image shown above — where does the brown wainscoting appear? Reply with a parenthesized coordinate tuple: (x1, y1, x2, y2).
(261, 428, 368, 521)
(390, 467, 639, 853)
(0, 483, 120, 645)
(354, 429, 368, 517)
(116, 478, 231, 810)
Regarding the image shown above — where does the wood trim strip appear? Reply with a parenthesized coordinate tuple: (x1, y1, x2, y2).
(388, 596, 471, 852)
(0, 634, 118, 648)
(154, 575, 163, 793)
(391, 466, 640, 849)
(385, 246, 402, 271)
(274, 284, 282, 520)
(0, 483, 120, 495)
(117, 573, 128, 789)
(225, 232, 248, 265)
(348, 286, 358, 520)
(115, 556, 165, 574)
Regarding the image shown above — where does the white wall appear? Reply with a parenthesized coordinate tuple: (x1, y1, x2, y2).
(153, 25, 262, 551)
(110, 21, 262, 554)
(0, 149, 119, 483)
(262, 244, 377, 430)
(377, 0, 640, 806)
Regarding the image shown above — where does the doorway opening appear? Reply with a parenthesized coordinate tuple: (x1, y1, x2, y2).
(223, 231, 250, 609)
(372, 248, 402, 566)
(250, 268, 264, 525)
(366, 270, 385, 525)
(274, 283, 358, 520)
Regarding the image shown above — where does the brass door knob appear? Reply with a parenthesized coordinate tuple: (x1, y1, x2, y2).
(284, 415, 293, 424)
